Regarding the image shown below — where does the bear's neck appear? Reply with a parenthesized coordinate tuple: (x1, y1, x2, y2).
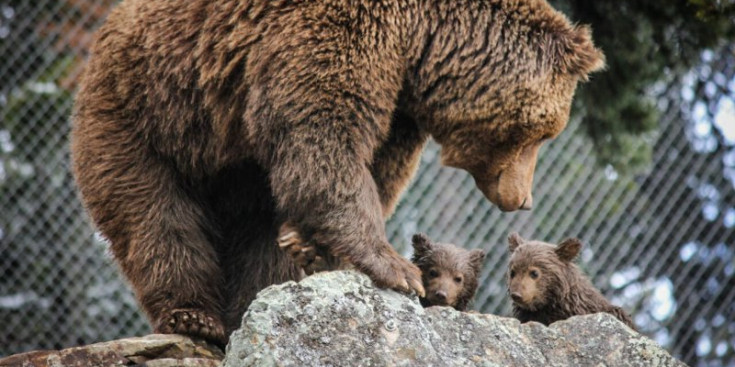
(404, 0, 555, 137)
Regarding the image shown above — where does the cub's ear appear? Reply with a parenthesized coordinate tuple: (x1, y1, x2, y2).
(548, 24, 605, 81)
(469, 249, 486, 271)
(508, 232, 524, 253)
(555, 238, 583, 262)
(411, 233, 434, 254)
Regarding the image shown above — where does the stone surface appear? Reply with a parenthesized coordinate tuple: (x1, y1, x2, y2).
(1, 270, 684, 367)
(0, 334, 223, 367)
(223, 270, 685, 367)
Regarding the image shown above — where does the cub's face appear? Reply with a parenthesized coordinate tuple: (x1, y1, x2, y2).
(506, 232, 582, 311)
(507, 259, 549, 311)
(436, 74, 577, 212)
(422, 266, 465, 307)
(411, 234, 485, 309)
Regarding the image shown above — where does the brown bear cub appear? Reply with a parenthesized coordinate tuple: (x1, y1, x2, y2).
(411, 234, 486, 311)
(277, 229, 486, 311)
(506, 233, 635, 329)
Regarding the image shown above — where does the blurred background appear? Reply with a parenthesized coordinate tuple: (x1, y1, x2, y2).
(0, 0, 733, 365)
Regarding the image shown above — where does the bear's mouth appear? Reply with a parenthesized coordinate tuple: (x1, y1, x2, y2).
(473, 170, 528, 212)
(513, 301, 536, 311)
(510, 295, 538, 311)
(426, 296, 451, 306)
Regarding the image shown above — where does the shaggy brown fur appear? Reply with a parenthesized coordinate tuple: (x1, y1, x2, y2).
(506, 233, 635, 329)
(411, 234, 485, 311)
(71, 0, 603, 344)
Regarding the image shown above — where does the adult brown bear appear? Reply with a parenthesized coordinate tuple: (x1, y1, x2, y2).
(71, 0, 604, 345)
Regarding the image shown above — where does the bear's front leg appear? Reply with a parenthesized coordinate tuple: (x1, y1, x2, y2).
(369, 111, 428, 218)
(269, 125, 424, 297)
(277, 113, 427, 276)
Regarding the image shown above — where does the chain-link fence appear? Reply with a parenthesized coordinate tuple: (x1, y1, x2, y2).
(1, 1, 733, 366)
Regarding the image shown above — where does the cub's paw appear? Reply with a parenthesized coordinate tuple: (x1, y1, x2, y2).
(277, 222, 331, 274)
(156, 308, 226, 347)
(354, 248, 425, 297)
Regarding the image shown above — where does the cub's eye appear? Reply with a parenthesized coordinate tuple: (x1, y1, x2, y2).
(429, 270, 439, 278)
(454, 276, 463, 284)
(529, 270, 539, 279)
(510, 270, 516, 278)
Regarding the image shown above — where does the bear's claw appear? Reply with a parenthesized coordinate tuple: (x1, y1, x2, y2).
(156, 308, 226, 347)
(276, 224, 422, 297)
(277, 223, 337, 274)
(352, 247, 425, 298)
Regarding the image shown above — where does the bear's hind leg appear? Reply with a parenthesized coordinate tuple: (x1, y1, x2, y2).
(220, 217, 303, 334)
(102, 158, 227, 346)
(205, 162, 303, 334)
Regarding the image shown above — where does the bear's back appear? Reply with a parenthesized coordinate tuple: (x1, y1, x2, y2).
(78, 0, 273, 174)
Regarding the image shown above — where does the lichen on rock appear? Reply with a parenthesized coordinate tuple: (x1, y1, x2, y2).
(1, 271, 684, 367)
(223, 270, 684, 367)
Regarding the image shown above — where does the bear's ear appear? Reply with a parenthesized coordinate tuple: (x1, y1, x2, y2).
(469, 249, 486, 271)
(412, 233, 434, 254)
(548, 24, 605, 81)
(508, 232, 524, 253)
(555, 238, 582, 262)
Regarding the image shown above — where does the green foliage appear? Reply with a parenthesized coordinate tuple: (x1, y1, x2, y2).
(551, 0, 735, 173)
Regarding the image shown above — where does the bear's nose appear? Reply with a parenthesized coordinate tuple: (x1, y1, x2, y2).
(511, 292, 523, 303)
(434, 290, 447, 301)
(519, 195, 532, 210)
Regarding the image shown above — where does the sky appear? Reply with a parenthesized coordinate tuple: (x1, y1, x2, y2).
(714, 96, 735, 144)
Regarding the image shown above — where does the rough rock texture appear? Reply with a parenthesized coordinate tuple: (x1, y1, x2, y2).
(0, 334, 223, 367)
(224, 270, 684, 367)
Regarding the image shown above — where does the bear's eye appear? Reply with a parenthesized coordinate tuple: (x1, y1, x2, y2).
(429, 269, 439, 278)
(529, 270, 539, 279)
(454, 276, 463, 284)
(510, 270, 516, 278)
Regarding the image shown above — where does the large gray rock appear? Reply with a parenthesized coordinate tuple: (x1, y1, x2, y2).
(223, 270, 684, 367)
(0, 334, 223, 367)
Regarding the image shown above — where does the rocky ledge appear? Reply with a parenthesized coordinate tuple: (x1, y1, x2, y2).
(223, 270, 684, 367)
(0, 334, 223, 367)
(1, 270, 684, 367)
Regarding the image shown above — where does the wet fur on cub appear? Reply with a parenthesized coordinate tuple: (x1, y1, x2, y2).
(506, 233, 635, 329)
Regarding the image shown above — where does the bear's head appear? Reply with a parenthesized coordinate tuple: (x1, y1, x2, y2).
(506, 232, 582, 311)
(411, 233, 486, 310)
(413, 8, 604, 212)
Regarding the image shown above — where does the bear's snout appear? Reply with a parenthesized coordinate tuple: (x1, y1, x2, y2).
(473, 167, 534, 212)
(484, 181, 533, 212)
(510, 292, 523, 303)
(434, 290, 448, 301)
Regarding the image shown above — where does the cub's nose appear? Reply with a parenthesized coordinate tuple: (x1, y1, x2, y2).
(511, 292, 523, 303)
(434, 290, 447, 301)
